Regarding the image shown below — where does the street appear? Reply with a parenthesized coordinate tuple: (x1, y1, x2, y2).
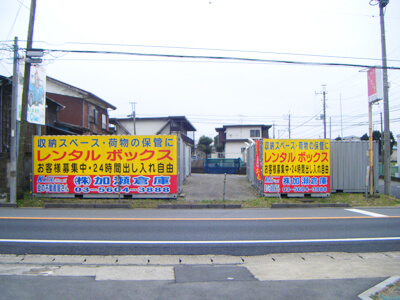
(1, 207, 399, 255)
(1, 207, 400, 299)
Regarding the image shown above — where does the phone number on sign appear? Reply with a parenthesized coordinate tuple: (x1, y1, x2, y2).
(73, 186, 171, 194)
(281, 186, 328, 193)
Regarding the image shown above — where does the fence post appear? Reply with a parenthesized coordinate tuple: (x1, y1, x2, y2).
(223, 173, 227, 202)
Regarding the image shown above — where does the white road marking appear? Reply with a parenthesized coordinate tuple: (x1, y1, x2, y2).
(0, 237, 399, 244)
(345, 208, 388, 218)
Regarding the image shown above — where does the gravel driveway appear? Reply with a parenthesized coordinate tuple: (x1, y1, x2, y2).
(181, 174, 260, 201)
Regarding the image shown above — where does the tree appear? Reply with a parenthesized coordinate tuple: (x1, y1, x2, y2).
(360, 130, 396, 156)
(197, 135, 213, 158)
(214, 135, 224, 152)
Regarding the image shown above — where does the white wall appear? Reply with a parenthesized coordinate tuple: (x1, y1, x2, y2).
(225, 141, 246, 159)
(397, 134, 400, 166)
(223, 126, 261, 159)
(225, 126, 261, 140)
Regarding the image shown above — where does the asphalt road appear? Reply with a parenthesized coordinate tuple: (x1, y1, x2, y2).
(0, 275, 386, 300)
(1, 207, 399, 255)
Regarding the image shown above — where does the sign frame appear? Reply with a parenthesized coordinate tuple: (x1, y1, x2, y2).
(262, 139, 330, 196)
(32, 135, 179, 198)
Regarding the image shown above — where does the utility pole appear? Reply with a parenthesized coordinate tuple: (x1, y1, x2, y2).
(17, 0, 36, 199)
(130, 102, 137, 135)
(10, 37, 19, 204)
(379, 0, 391, 195)
(322, 85, 327, 139)
(340, 93, 343, 138)
(368, 98, 374, 196)
(288, 112, 291, 139)
(315, 85, 327, 139)
(273, 121, 275, 139)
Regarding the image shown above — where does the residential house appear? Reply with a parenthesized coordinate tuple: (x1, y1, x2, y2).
(1, 75, 57, 192)
(46, 77, 116, 135)
(0, 75, 12, 154)
(215, 124, 271, 159)
(0, 75, 116, 192)
(109, 116, 196, 148)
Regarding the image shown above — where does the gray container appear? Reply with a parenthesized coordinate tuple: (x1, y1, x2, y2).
(330, 140, 379, 193)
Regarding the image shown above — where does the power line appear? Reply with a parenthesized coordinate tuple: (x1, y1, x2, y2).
(13, 48, 400, 70)
(1, 39, 400, 64)
(25, 40, 400, 63)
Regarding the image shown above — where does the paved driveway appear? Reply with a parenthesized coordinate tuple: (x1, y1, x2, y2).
(181, 174, 260, 201)
(378, 179, 400, 199)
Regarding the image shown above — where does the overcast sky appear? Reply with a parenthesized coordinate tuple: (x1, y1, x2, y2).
(1, 0, 400, 141)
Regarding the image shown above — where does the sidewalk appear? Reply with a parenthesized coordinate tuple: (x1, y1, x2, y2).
(1, 252, 399, 299)
(1, 252, 399, 281)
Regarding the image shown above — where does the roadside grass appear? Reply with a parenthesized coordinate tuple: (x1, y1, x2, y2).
(15, 191, 400, 208)
(371, 278, 400, 300)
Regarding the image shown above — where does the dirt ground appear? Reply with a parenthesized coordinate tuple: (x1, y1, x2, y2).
(181, 174, 261, 201)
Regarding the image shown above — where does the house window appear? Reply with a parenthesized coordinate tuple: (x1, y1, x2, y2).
(101, 114, 107, 130)
(89, 106, 98, 124)
(250, 129, 260, 138)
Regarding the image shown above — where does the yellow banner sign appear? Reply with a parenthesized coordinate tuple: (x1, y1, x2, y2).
(33, 135, 177, 176)
(263, 139, 330, 176)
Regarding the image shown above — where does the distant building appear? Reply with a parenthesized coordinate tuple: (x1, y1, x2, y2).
(342, 135, 361, 141)
(215, 124, 271, 159)
(109, 116, 196, 148)
(392, 146, 397, 163)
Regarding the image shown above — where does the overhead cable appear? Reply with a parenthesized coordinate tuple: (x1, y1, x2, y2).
(29, 48, 400, 70)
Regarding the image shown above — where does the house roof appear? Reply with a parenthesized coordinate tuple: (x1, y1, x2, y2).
(0, 75, 12, 85)
(47, 76, 117, 110)
(1, 76, 116, 110)
(168, 116, 197, 132)
(216, 124, 272, 131)
(110, 116, 197, 132)
(46, 96, 65, 109)
(53, 120, 91, 134)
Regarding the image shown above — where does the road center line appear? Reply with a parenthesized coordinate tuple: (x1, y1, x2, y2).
(0, 237, 399, 244)
(345, 208, 388, 217)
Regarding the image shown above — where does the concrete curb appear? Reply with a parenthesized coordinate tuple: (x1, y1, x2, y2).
(271, 203, 350, 209)
(157, 204, 241, 209)
(0, 203, 18, 208)
(358, 275, 400, 300)
(44, 203, 131, 209)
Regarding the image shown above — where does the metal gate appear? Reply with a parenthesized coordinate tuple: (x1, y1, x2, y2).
(204, 158, 241, 174)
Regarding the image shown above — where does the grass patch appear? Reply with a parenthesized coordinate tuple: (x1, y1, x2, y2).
(15, 191, 400, 209)
(330, 192, 400, 207)
(17, 191, 45, 208)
